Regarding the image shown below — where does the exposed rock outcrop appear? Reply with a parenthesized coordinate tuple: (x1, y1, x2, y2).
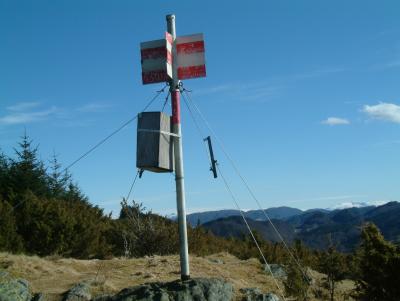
(263, 264, 287, 279)
(108, 277, 233, 301)
(0, 272, 32, 301)
(239, 288, 280, 301)
(63, 283, 91, 301)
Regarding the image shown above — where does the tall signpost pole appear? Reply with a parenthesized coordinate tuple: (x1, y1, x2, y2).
(140, 13, 205, 280)
(166, 14, 190, 281)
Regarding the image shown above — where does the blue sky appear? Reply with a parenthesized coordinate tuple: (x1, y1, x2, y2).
(1, 1, 400, 216)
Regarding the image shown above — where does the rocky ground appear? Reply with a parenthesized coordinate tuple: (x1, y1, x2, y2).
(0, 252, 354, 300)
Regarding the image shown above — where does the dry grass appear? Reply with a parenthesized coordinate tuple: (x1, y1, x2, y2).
(0, 252, 354, 300)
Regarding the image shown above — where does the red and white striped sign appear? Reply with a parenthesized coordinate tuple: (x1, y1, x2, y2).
(140, 32, 206, 84)
(140, 32, 173, 85)
(176, 33, 206, 80)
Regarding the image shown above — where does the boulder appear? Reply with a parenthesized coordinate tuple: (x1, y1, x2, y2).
(92, 295, 113, 301)
(63, 283, 91, 301)
(0, 274, 32, 301)
(263, 264, 287, 279)
(111, 277, 233, 301)
(208, 258, 224, 264)
(240, 288, 280, 301)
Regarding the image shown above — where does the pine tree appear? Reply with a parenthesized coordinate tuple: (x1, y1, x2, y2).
(284, 263, 310, 301)
(8, 132, 49, 198)
(48, 151, 70, 198)
(318, 244, 346, 301)
(0, 199, 23, 252)
(354, 223, 400, 301)
(0, 150, 9, 199)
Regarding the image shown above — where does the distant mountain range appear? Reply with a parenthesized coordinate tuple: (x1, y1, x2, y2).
(186, 202, 400, 252)
(186, 206, 311, 226)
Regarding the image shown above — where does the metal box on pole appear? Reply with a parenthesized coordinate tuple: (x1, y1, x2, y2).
(136, 112, 174, 173)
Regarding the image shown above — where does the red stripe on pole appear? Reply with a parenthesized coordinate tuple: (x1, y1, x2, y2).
(165, 32, 173, 45)
(166, 50, 172, 65)
(171, 90, 180, 124)
(177, 41, 205, 55)
(177, 65, 206, 80)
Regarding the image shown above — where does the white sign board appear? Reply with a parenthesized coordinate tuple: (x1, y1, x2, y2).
(176, 33, 206, 80)
(140, 32, 205, 84)
(140, 32, 173, 85)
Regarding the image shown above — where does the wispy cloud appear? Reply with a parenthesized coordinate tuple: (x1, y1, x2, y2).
(0, 100, 116, 127)
(77, 103, 112, 113)
(373, 59, 400, 70)
(196, 66, 345, 102)
(362, 102, 400, 123)
(293, 67, 346, 80)
(330, 200, 390, 210)
(7, 102, 41, 112)
(286, 194, 367, 205)
(384, 60, 400, 68)
(0, 105, 58, 125)
(321, 117, 350, 126)
(374, 140, 400, 147)
(195, 81, 283, 103)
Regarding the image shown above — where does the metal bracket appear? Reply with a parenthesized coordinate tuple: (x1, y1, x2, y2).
(204, 136, 218, 178)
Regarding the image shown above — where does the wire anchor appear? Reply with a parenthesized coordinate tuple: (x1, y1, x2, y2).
(204, 136, 218, 178)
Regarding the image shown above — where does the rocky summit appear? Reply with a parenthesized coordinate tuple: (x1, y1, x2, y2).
(105, 278, 234, 301)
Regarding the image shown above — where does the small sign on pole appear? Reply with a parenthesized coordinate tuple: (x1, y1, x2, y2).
(140, 32, 173, 85)
(176, 33, 206, 80)
(140, 33, 205, 84)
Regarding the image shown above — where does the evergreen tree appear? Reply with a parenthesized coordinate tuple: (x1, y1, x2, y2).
(48, 151, 70, 199)
(0, 150, 9, 199)
(0, 199, 23, 252)
(284, 263, 310, 301)
(354, 223, 400, 301)
(8, 132, 49, 199)
(318, 244, 346, 301)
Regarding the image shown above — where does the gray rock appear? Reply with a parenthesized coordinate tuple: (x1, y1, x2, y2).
(63, 283, 91, 301)
(208, 258, 224, 264)
(92, 295, 112, 301)
(111, 277, 233, 301)
(0, 271, 8, 278)
(32, 293, 45, 301)
(240, 288, 280, 301)
(0, 275, 32, 301)
(263, 264, 287, 279)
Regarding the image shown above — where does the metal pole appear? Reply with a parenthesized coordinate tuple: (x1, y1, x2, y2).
(166, 14, 190, 281)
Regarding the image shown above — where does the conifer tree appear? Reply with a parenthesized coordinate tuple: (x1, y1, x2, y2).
(48, 151, 70, 198)
(284, 263, 310, 301)
(318, 244, 346, 301)
(0, 150, 9, 198)
(354, 223, 400, 301)
(9, 132, 49, 198)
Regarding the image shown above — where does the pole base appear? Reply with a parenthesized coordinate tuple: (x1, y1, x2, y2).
(181, 274, 190, 281)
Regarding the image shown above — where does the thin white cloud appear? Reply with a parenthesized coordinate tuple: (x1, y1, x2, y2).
(321, 117, 350, 126)
(330, 200, 390, 210)
(362, 102, 400, 123)
(385, 60, 400, 68)
(7, 102, 41, 111)
(294, 67, 346, 80)
(373, 60, 400, 70)
(286, 194, 367, 204)
(77, 103, 112, 113)
(0, 106, 58, 125)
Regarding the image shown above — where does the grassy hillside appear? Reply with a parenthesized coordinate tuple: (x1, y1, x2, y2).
(0, 252, 354, 301)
